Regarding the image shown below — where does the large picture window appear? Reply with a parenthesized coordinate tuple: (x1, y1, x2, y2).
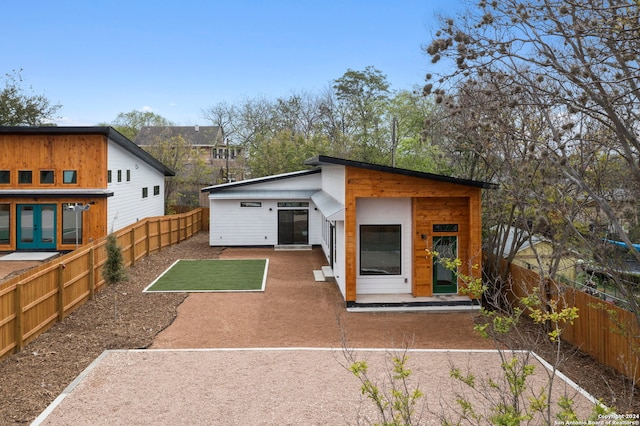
(62, 204, 83, 245)
(0, 204, 9, 244)
(360, 225, 401, 275)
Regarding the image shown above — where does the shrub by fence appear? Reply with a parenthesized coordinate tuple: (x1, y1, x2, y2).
(0, 208, 207, 361)
(505, 261, 640, 384)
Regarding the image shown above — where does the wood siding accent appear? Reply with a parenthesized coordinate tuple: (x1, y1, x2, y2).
(0, 199, 108, 252)
(0, 134, 107, 188)
(344, 166, 483, 301)
(503, 259, 640, 383)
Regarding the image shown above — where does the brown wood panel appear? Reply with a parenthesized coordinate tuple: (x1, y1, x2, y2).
(0, 198, 108, 251)
(0, 134, 108, 188)
(345, 166, 483, 300)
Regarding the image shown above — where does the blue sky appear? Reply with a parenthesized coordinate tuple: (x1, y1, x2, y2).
(3, 0, 463, 126)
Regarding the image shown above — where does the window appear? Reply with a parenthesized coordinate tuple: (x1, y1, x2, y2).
(40, 170, 55, 184)
(62, 204, 83, 245)
(18, 170, 32, 184)
(360, 225, 402, 275)
(126, 170, 131, 182)
(63, 170, 78, 184)
(240, 201, 262, 207)
(142, 187, 148, 198)
(153, 185, 160, 196)
(107, 170, 112, 183)
(0, 171, 9, 184)
(433, 224, 458, 233)
(117, 170, 122, 183)
(0, 204, 9, 244)
(277, 202, 309, 208)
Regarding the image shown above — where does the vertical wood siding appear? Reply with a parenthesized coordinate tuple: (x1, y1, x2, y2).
(503, 259, 640, 384)
(344, 166, 483, 301)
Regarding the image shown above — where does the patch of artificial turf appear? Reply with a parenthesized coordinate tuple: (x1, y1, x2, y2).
(144, 259, 268, 292)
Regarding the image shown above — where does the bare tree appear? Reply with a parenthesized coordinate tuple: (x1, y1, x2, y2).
(424, 0, 640, 323)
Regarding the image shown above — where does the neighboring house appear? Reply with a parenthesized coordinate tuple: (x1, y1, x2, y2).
(202, 155, 496, 305)
(135, 126, 246, 183)
(496, 226, 579, 281)
(0, 126, 174, 252)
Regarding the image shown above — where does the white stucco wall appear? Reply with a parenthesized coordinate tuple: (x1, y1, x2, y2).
(319, 165, 345, 203)
(355, 197, 412, 294)
(106, 141, 165, 232)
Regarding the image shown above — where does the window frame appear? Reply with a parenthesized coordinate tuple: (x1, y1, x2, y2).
(63, 170, 78, 184)
(240, 201, 262, 207)
(18, 170, 32, 184)
(0, 170, 10, 184)
(61, 203, 83, 245)
(0, 204, 10, 244)
(39, 170, 55, 184)
(142, 187, 148, 198)
(359, 224, 402, 276)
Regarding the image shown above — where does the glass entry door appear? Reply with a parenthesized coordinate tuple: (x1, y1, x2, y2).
(17, 204, 57, 250)
(433, 236, 458, 294)
(278, 210, 308, 245)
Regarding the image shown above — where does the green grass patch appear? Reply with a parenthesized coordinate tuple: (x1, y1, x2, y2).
(144, 259, 268, 292)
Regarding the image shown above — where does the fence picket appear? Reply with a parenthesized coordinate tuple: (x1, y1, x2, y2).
(0, 208, 207, 361)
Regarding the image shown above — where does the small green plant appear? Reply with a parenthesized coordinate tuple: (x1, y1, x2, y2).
(347, 350, 425, 426)
(431, 249, 611, 424)
(102, 232, 127, 285)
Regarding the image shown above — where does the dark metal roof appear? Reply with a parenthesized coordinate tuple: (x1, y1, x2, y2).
(134, 126, 224, 146)
(304, 155, 498, 189)
(0, 126, 175, 176)
(202, 169, 320, 193)
(0, 189, 114, 198)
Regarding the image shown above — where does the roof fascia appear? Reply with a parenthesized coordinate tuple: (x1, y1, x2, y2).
(304, 155, 497, 189)
(202, 168, 320, 193)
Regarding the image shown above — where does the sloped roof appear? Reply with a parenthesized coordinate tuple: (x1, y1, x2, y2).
(135, 126, 224, 146)
(0, 126, 175, 176)
(201, 169, 320, 193)
(304, 155, 498, 189)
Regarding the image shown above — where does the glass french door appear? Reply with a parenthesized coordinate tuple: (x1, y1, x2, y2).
(277, 210, 309, 245)
(17, 204, 57, 250)
(432, 236, 458, 294)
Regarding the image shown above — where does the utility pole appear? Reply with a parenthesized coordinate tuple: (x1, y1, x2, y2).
(391, 116, 398, 167)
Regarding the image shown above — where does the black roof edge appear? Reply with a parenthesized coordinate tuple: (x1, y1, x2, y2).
(202, 168, 320, 193)
(304, 155, 498, 189)
(0, 126, 175, 177)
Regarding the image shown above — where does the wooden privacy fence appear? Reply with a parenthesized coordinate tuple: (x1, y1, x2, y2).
(0, 208, 207, 362)
(505, 261, 640, 384)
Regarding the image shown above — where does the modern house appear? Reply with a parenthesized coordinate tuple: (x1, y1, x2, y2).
(0, 126, 174, 252)
(202, 155, 496, 305)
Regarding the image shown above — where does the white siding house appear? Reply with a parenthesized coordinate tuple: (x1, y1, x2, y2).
(0, 126, 174, 252)
(107, 140, 168, 232)
(202, 155, 495, 307)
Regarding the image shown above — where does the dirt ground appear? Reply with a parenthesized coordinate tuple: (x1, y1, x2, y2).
(0, 232, 638, 425)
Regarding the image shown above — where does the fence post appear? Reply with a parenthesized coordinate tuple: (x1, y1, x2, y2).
(130, 227, 136, 267)
(145, 221, 150, 256)
(15, 283, 23, 352)
(58, 264, 65, 321)
(89, 247, 95, 300)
